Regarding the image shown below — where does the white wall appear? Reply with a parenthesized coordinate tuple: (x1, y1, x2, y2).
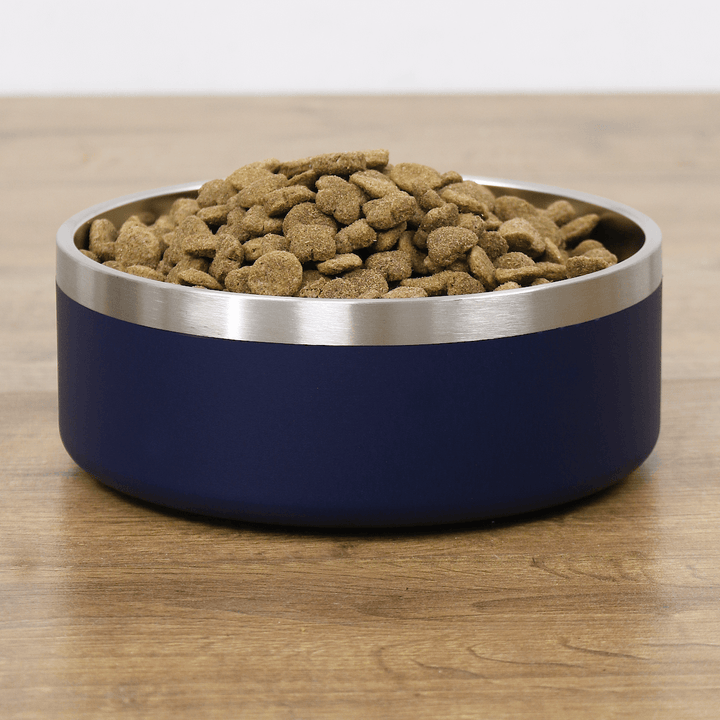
(4, 0, 719, 95)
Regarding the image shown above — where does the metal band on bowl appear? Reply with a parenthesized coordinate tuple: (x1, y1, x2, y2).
(56, 178, 662, 346)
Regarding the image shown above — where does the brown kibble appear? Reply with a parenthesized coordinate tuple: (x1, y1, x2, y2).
(389, 162, 444, 195)
(363, 192, 418, 229)
(246, 251, 303, 296)
(498, 217, 546, 257)
(176, 215, 218, 258)
(375, 222, 407, 252)
(335, 219, 377, 254)
(236, 174, 289, 208)
(317, 253, 364, 275)
(544, 199, 576, 226)
(566, 254, 612, 277)
(495, 264, 542, 285)
(263, 185, 317, 216)
(243, 234, 289, 263)
(426, 226, 478, 267)
(493, 195, 539, 221)
(476, 230, 509, 261)
(384, 286, 428, 298)
(177, 268, 224, 290)
(88, 218, 118, 262)
(419, 203, 460, 234)
(570, 239, 606, 256)
(125, 265, 166, 282)
(468, 245, 497, 290)
(446, 272, 485, 295)
(535, 262, 568, 281)
(240, 205, 284, 236)
(439, 181, 495, 216)
(559, 214, 600, 246)
(197, 179, 236, 208)
(350, 169, 399, 198)
(224, 265, 254, 293)
(226, 159, 281, 190)
(344, 268, 389, 298)
(170, 197, 201, 225)
(115, 222, 163, 268)
(287, 224, 336, 263)
(365, 250, 413, 282)
(283, 202, 337, 235)
(315, 175, 365, 225)
(494, 281, 522, 291)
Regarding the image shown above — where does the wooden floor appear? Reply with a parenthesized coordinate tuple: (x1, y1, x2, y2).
(1, 95, 719, 719)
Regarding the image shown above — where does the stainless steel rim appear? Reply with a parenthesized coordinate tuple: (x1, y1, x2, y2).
(56, 177, 662, 346)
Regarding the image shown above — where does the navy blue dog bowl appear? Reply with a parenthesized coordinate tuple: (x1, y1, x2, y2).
(56, 178, 662, 527)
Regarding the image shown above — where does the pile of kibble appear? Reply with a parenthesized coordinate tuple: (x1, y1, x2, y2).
(83, 150, 617, 298)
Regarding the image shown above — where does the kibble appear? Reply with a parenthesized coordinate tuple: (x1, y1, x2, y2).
(85, 151, 622, 299)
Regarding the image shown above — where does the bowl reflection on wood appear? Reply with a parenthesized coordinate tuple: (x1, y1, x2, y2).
(56, 177, 662, 527)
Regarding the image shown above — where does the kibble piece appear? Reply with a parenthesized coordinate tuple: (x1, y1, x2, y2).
(494, 281, 522, 291)
(400, 272, 453, 296)
(125, 265, 166, 282)
(315, 175, 366, 225)
(418, 189, 446, 211)
(240, 205, 284, 236)
(283, 202, 337, 235)
(439, 181, 495, 216)
(263, 185, 317, 216)
(493, 195, 539, 222)
(426, 226, 478, 267)
(559, 214, 600, 246)
(197, 204, 230, 226)
(236, 175, 290, 208)
(344, 268, 389, 298)
(246, 250, 303, 296)
(383, 286, 428, 298)
(365, 250, 413, 282)
(446, 271, 485, 296)
(498, 217, 546, 257)
(170, 197, 201, 225)
(476, 230, 509, 261)
(389, 163, 444, 195)
(468, 245, 498, 290)
(566, 254, 612, 277)
(570, 239, 606, 256)
(456, 213, 485, 238)
(350, 169, 399, 198)
(495, 264, 542, 285)
(224, 265, 255, 293)
(287, 224, 336, 263)
(176, 215, 218, 257)
(544, 199, 576, 226)
(363, 192, 418, 230)
(243, 233, 289, 263)
(88, 218, 118, 262)
(197, 178, 236, 208)
(362, 149, 390, 169)
(226, 159, 281, 190)
(80, 249, 98, 261)
(335, 219, 377, 254)
(375, 222, 407, 252)
(535, 261, 568, 281)
(583, 247, 618, 265)
(316, 253, 364, 275)
(115, 222, 163, 268)
(177, 268, 224, 290)
(419, 203, 460, 234)
(540, 237, 567, 265)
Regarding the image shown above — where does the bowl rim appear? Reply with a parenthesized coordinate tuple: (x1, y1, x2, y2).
(56, 176, 662, 346)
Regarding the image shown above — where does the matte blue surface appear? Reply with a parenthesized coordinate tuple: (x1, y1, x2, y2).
(57, 285, 661, 527)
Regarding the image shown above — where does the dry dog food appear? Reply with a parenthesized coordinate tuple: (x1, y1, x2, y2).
(83, 151, 619, 298)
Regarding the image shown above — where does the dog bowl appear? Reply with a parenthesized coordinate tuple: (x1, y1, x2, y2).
(56, 177, 662, 527)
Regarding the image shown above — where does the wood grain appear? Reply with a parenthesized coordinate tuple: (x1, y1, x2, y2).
(1, 95, 719, 719)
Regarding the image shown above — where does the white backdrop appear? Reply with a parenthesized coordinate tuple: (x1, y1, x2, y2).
(4, 0, 720, 94)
